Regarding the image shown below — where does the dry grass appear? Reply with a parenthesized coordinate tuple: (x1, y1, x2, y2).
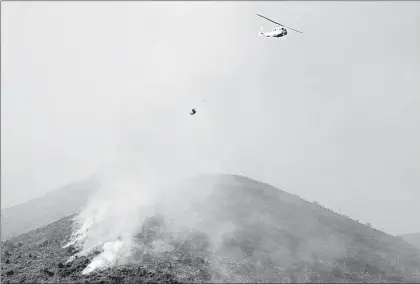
(2, 175, 420, 283)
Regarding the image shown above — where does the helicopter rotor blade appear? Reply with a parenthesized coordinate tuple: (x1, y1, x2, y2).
(256, 13, 303, 33)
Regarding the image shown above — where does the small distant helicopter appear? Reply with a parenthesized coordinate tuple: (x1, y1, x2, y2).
(257, 13, 302, 38)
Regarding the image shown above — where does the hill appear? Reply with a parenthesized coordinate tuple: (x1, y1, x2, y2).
(2, 174, 420, 283)
(400, 233, 420, 250)
(1, 176, 100, 241)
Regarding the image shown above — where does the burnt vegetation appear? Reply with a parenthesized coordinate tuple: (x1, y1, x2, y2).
(2, 175, 420, 283)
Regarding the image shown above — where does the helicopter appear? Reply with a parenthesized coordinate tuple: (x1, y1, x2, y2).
(257, 13, 302, 38)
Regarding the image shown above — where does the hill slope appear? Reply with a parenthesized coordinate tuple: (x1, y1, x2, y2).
(2, 174, 420, 283)
(400, 233, 420, 250)
(1, 176, 100, 241)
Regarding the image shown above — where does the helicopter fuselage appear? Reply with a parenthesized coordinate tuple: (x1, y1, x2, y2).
(259, 26, 288, 38)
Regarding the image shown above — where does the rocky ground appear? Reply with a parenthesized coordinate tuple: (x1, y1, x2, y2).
(2, 175, 420, 283)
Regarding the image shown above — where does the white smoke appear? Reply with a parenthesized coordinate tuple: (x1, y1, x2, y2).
(64, 169, 160, 274)
(63, 168, 239, 277)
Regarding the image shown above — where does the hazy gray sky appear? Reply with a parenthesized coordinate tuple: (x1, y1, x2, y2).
(2, 2, 419, 235)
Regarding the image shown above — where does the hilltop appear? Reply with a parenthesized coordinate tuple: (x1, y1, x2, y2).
(2, 174, 420, 283)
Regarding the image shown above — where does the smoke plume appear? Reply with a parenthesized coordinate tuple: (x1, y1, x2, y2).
(63, 167, 237, 278)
